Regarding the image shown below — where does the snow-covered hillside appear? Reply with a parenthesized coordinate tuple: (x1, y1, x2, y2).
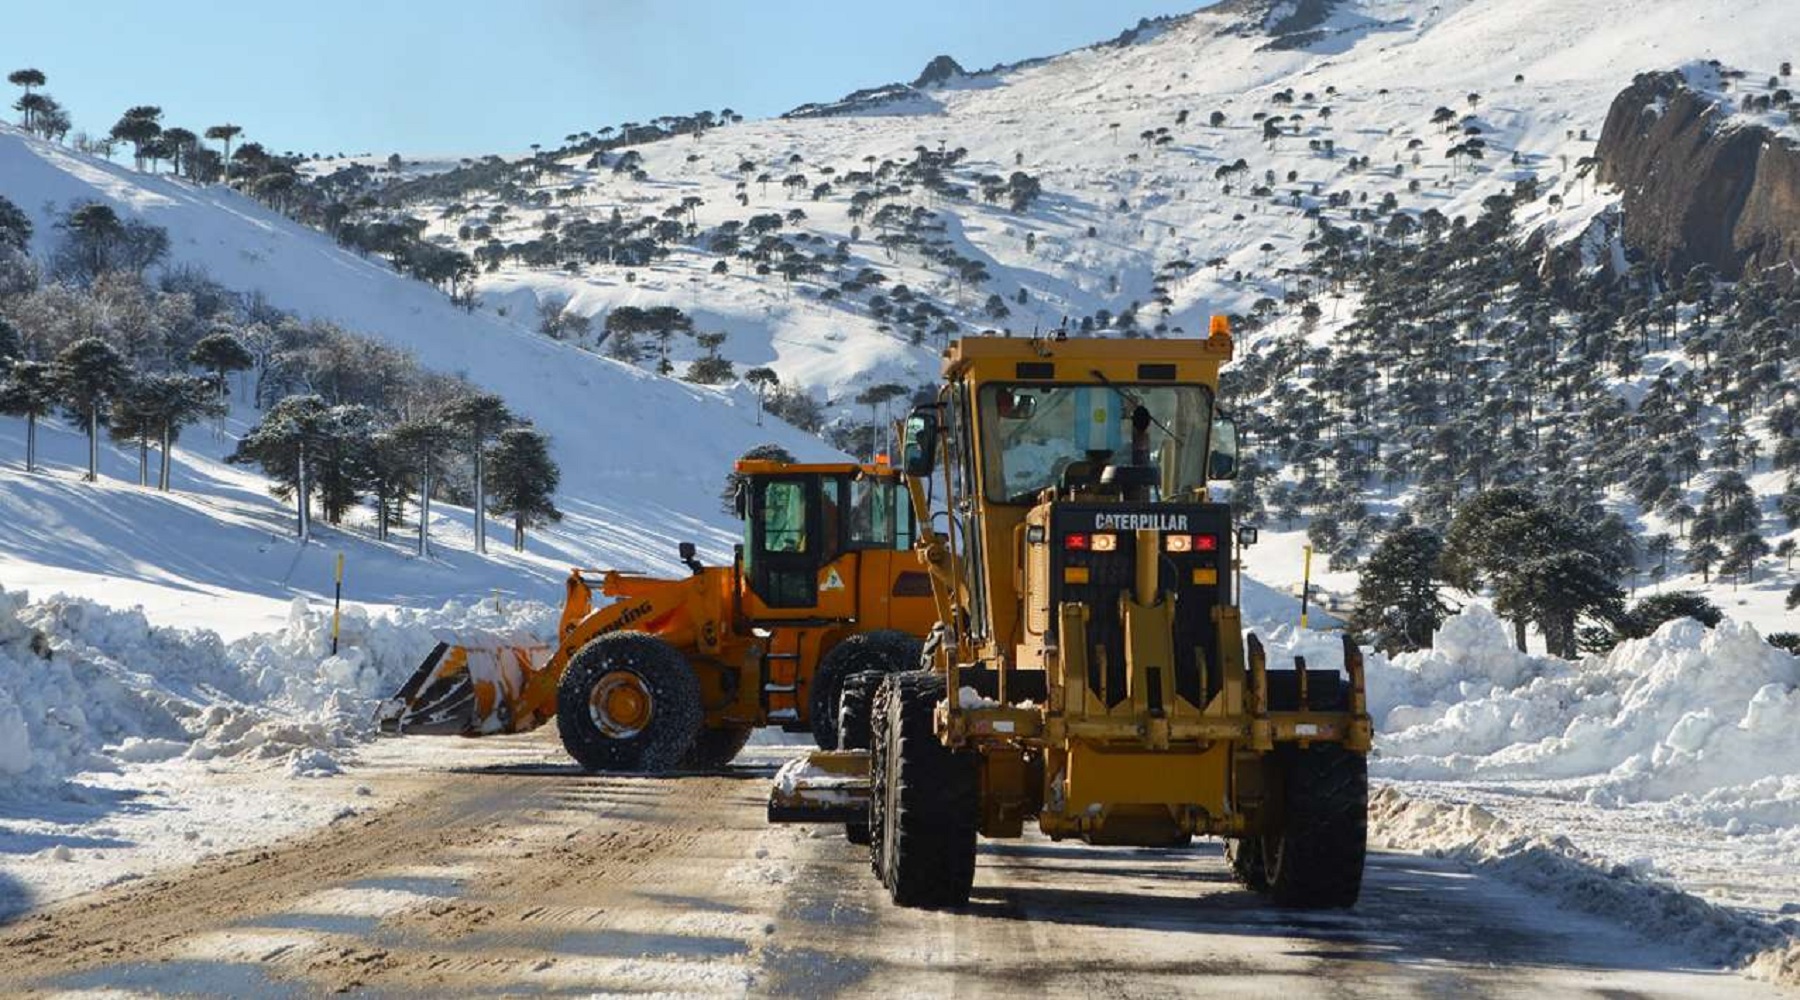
(401, 0, 1792, 398)
(0, 125, 837, 632)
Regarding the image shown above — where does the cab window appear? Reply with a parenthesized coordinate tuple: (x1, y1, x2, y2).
(763, 481, 807, 552)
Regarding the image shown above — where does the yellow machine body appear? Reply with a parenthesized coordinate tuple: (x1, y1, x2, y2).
(378, 460, 938, 742)
(772, 328, 1372, 855)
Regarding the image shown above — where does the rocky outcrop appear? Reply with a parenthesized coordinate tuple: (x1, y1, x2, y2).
(913, 55, 966, 89)
(1597, 71, 1800, 284)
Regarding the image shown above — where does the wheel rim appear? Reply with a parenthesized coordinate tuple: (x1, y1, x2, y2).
(588, 670, 653, 738)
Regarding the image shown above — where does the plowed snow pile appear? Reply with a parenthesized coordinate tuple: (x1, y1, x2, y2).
(0, 584, 555, 794)
(1256, 605, 1800, 984)
(1256, 605, 1800, 835)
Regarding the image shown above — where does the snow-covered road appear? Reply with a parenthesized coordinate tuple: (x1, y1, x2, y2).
(0, 733, 1787, 999)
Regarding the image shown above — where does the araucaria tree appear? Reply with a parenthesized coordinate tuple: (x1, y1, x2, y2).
(230, 395, 372, 540)
(52, 337, 132, 481)
(1353, 523, 1449, 653)
(443, 392, 514, 554)
(391, 417, 455, 556)
(1440, 488, 1626, 658)
(486, 427, 562, 551)
(189, 330, 255, 397)
(109, 105, 164, 171)
(0, 360, 57, 472)
(8, 68, 45, 127)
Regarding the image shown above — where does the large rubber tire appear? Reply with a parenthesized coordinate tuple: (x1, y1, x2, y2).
(868, 675, 894, 879)
(555, 632, 702, 773)
(1224, 837, 1268, 891)
(837, 670, 887, 845)
(809, 630, 922, 751)
(875, 672, 978, 908)
(682, 725, 753, 770)
(1262, 744, 1368, 908)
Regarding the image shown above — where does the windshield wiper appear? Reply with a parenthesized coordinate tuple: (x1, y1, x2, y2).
(1088, 370, 1183, 444)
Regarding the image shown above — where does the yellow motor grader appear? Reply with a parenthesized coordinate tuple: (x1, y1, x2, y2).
(378, 459, 938, 771)
(770, 323, 1374, 908)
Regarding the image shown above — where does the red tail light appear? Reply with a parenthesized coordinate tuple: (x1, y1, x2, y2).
(1064, 533, 1089, 551)
(1194, 534, 1219, 552)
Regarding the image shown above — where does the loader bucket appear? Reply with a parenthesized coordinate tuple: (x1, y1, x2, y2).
(767, 751, 870, 824)
(376, 633, 553, 737)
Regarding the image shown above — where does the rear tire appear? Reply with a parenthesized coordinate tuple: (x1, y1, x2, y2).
(837, 670, 887, 845)
(809, 630, 922, 750)
(876, 672, 978, 908)
(1262, 744, 1368, 908)
(556, 632, 702, 773)
(682, 725, 753, 770)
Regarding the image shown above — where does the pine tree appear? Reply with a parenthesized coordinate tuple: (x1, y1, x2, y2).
(486, 427, 561, 551)
(108, 377, 159, 486)
(203, 124, 241, 180)
(745, 366, 779, 426)
(1616, 591, 1722, 640)
(141, 373, 225, 491)
(719, 443, 796, 514)
(0, 316, 21, 367)
(0, 360, 57, 472)
(442, 393, 514, 554)
(52, 337, 132, 481)
(7, 68, 45, 127)
(390, 417, 455, 556)
(1439, 487, 1538, 649)
(1353, 524, 1448, 653)
(189, 329, 254, 397)
(0, 194, 31, 252)
(230, 394, 330, 539)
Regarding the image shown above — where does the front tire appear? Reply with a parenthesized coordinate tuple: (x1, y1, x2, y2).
(1225, 837, 1268, 891)
(837, 670, 887, 845)
(682, 725, 753, 770)
(556, 632, 702, 773)
(876, 673, 978, 908)
(809, 630, 922, 750)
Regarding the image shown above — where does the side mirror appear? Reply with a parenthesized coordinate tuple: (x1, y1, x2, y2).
(732, 481, 748, 519)
(1237, 526, 1259, 548)
(902, 409, 939, 478)
(678, 541, 703, 575)
(1209, 411, 1239, 481)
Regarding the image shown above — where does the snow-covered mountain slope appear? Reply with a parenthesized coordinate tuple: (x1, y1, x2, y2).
(401, 0, 1795, 402)
(0, 126, 837, 629)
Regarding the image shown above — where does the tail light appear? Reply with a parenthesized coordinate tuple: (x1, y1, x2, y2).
(1165, 534, 1220, 553)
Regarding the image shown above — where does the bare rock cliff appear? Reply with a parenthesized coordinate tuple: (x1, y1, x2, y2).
(1597, 71, 1800, 284)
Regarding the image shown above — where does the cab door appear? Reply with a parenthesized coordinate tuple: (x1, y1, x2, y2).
(747, 477, 820, 610)
(849, 474, 936, 634)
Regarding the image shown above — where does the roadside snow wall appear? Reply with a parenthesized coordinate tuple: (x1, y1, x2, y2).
(0, 585, 554, 793)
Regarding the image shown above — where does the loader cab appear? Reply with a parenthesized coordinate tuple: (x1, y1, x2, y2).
(736, 463, 927, 628)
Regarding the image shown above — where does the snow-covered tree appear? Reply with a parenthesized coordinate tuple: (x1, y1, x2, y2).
(52, 337, 132, 481)
(442, 393, 515, 555)
(0, 360, 56, 472)
(1353, 524, 1448, 653)
(487, 427, 561, 551)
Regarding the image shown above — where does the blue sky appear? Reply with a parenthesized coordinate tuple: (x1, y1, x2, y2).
(4, 1, 1205, 157)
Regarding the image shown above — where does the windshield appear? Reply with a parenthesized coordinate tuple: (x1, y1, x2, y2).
(978, 383, 1214, 504)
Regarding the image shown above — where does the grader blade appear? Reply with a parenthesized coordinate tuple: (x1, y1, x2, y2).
(767, 751, 870, 824)
(376, 634, 552, 736)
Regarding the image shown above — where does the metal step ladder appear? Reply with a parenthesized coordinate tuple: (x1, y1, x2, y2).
(761, 629, 807, 723)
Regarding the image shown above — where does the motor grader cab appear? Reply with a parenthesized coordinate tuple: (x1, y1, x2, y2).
(378, 459, 937, 772)
(770, 323, 1373, 909)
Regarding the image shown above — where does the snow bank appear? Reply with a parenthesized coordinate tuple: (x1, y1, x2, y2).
(0, 584, 555, 794)
(1362, 607, 1800, 838)
(1371, 787, 1800, 986)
